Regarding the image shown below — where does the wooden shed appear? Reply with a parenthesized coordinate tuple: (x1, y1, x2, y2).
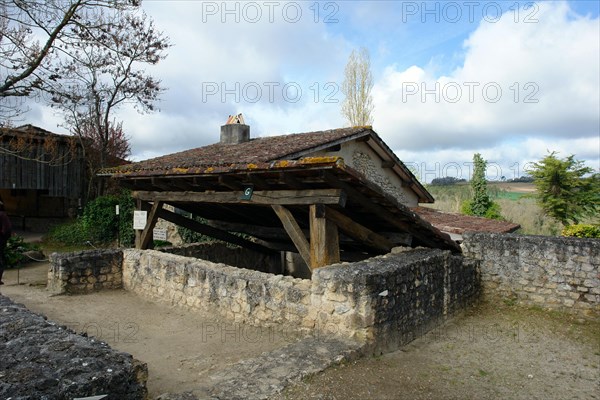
(102, 122, 460, 271)
(0, 125, 86, 228)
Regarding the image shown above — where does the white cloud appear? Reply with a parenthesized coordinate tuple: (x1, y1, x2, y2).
(374, 1, 599, 174)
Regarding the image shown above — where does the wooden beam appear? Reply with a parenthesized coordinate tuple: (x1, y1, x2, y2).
(138, 201, 164, 250)
(272, 205, 311, 268)
(207, 220, 309, 241)
(218, 175, 244, 190)
(381, 160, 395, 168)
(133, 189, 347, 207)
(309, 204, 340, 269)
(247, 173, 269, 189)
(278, 172, 305, 189)
(322, 206, 393, 253)
(323, 172, 459, 252)
(323, 172, 412, 230)
(134, 200, 152, 248)
(156, 207, 275, 254)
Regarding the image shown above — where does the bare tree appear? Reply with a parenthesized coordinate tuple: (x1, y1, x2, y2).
(341, 47, 374, 127)
(48, 9, 169, 195)
(0, 0, 143, 114)
(77, 118, 130, 197)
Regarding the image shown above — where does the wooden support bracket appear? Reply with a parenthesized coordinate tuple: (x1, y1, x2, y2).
(309, 204, 340, 269)
(272, 205, 311, 268)
(137, 201, 163, 250)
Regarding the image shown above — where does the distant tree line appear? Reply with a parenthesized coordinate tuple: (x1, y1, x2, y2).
(430, 177, 467, 186)
(430, 175, 534, 186)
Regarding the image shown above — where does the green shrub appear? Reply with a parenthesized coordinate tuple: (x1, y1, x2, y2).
(47, 220, 89, 245)
(561, 224, 600, 238)
(4, 235, 40, 268)
(153, 240, 172, 248)
(461, 200, 504, 220)
(116, 190, 135, 247)
(82, 195, 120, 243)
(177, 213, 213, 244)
(47, 190, 135, 247)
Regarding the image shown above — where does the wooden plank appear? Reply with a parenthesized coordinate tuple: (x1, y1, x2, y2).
(156, 207, 274, 254)
(323, 172, 460, 252)
(218, 175, 244, 190)
(272, 205, 311, 268)
(133, 189, 347, 206)
(309, 204, 340, 269)
(138, 201, 164, 250)
(278, 172, 305, 189)
(247, 173, 269, 189)
(322, 206, 393, 253)
(322, 173, 412, 230)
(135, 200, 150, 249)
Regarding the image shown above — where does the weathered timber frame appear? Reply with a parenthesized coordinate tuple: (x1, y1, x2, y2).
(117, 158, 459, 273)
(132, 188, 357, 270)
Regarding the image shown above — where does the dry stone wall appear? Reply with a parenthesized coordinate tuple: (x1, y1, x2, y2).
(312, 249, 480, 353)
(0, 294, 148, 399)
(122, 249, 312, 328)
(160, 242, 282, 274)
(462, 233, 600, 317)
(122, 247, 480, 353)
(48, 249, 124, 295)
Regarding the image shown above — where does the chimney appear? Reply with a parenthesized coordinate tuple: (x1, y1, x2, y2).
(220, 113, 250, 144)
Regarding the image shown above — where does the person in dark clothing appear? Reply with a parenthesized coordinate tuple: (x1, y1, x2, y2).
(0, 200, 12, 285)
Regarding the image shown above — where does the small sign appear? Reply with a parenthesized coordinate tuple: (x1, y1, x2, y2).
(115, 205, 120, 215)
(153, 228, 167, 241)
(241, 184, 254, 200)
(133, 210, 147, 230)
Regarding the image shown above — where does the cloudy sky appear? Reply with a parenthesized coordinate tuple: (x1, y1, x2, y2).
(28, 0, 599, 183)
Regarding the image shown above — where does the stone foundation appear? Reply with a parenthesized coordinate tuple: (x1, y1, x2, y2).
(0, 295, 148, 399)
(160, 242, 282, 274)
(48, 249, 123, 294)
(122, 247, 480, 352)
(462, 233, 600, 317)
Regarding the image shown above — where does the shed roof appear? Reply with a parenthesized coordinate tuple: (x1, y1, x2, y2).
(103, 126, 434, 204)
(103, 126, 461, 256)
(413, 206, 521, 235)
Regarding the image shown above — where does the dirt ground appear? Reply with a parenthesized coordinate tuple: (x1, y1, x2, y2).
(278, 301, 600, 400)
(2, 262, 599, 400)
(0, 262, 299, 398)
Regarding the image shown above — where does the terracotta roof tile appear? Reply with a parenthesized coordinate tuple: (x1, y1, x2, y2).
(117, 127, 370, 173)
(413, 206, 521, 234)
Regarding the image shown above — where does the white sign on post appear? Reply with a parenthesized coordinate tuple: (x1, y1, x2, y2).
(153, 228, 167, 241)
(133, 210, 147, 230)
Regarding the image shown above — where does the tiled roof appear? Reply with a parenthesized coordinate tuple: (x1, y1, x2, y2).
(0, 124, 75, 142)
(114, 127, 370, 174)
(413, 206, 521, 234)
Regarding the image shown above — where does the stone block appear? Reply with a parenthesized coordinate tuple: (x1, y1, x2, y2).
(563, 299, 575, 307)
(584, 294, 598, 302)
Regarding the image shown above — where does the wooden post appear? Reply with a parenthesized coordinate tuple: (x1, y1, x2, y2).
(138, 201, 164, 250)
(272, 205, 311, 268)
(309, 204, 340, 269)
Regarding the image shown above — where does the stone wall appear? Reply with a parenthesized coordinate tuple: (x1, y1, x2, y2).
(312, 249, 480, 353)
(462, 233, 600, 317)
(160, 242, 282, 274)
(122, 247, 480, 353)
(48, 249, 123, 295)
(0, 294, 148, 399)
(122, 249, 312, 328)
